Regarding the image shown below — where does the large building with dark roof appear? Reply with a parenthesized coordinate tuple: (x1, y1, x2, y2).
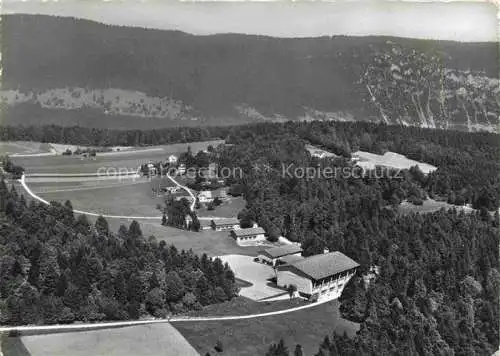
(277, 251, 359, 301)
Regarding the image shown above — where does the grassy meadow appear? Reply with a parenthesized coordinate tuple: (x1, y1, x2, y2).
(173, 300, 359, 356)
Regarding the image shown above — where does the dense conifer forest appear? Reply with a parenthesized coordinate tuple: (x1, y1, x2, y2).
(3, 120, 494, 208)
(265, 207, 499, 355)
(0, 181, 237, 325)
(218, 121, 499, 213)
(0, 124, 229, 146)
(202, 123, 498, 355)
(208, 122, 498, 355)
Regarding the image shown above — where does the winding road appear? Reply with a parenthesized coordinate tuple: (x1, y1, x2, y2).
(20, 174, 208, 220)
(165, 173, 197, 212)
(0, 297, 331, 333)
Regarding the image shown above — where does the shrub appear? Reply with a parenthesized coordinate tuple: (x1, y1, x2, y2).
(214, 340, 224, 353)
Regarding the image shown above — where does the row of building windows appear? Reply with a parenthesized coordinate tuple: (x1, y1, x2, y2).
(312, 272, 352, 290)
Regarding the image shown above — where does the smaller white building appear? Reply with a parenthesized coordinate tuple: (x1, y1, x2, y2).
(211, 217, 240, 231)
(177, 164, 186, 175)
(203, 162, 218, 179)
(168, 155, 178, 165)
(215, 188, 228, 200)
(164, 186, 180, 194)
(311, 150, 327, 158)
(198, 190, 213, 203)
(146, 162, 157, 176)
(231, 227, 266, 242)
(200, 220, 212, 231)
(257, 245, 303, 267)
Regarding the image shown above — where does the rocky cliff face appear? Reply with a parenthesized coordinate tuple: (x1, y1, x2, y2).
(361, 43, 499, 132)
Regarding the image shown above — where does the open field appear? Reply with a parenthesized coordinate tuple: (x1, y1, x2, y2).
(1, 332, 30, 356)
(13, 138, 269, 257)
(34, 180, 164, 217)
(0, 140, 137, 157)
(197, 196, 246, 218)
(173, 300, 359, 356)
(21, 177, 261, 257)
(305, 144, 339, 158)
(104, 219, 262, 257)
(49, 143, 140, 155)
(184, 296, 307, 318)
(0, 141, 52, 156)
(11, 140, 223, 174)
(25, 177, 144, 194)
(5, 324, 198, 356)
(218, 255, 286, 301)
(398, 198, 474, 215)
(354, 150, 437, 174)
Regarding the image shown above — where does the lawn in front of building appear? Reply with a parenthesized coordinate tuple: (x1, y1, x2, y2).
(197, 196, 247, 218)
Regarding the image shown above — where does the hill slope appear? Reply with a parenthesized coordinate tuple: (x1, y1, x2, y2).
(1, 14, 498, 130)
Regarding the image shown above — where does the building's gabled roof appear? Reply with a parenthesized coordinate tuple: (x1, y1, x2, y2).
(212, 217, 240, 226)
(259, 245, 303, 259)
(278, 254, 304, 265)
(283, 251, 359, 281)
(200, 220, 211, 227)
(232, 227, 266, 237)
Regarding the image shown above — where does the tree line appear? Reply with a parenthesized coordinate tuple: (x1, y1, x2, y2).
(0, 124, 229, 147)
(1, 156, 24, 179)
(2, 121, 497, 209)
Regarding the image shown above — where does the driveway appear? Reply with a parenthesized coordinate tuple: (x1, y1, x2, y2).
(218, 254, 286, 301)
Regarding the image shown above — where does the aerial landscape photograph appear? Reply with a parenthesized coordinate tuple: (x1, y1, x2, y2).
(0, 0, 498, 355)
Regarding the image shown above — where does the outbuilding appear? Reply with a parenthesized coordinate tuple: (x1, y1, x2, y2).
(168, 155, 178, 165)
(257, 245, 303, 266)
(200, 220, 212, 231)
(211, 217, 241, 231)
(231, 227, 266, 242)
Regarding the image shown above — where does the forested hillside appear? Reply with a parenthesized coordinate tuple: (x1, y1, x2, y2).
(0, 124, 230, 146)
(213, 125, 498, 355)
(0, 182, 237, 325)
(0, 118, 498, 352)
(1, 14, 497, 130)
(266, 209, 499, 355)
(1, 121, 498, 210)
